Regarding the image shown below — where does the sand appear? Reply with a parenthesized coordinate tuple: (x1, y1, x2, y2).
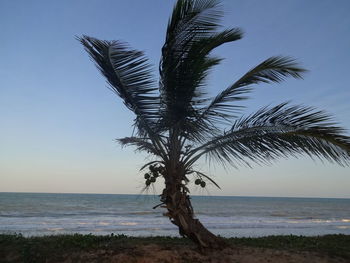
(52, 244, 346, 263)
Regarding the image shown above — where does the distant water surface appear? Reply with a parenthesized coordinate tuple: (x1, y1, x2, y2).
(0, 192, 349, 237)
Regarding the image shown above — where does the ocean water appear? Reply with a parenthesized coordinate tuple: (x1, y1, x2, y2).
(0, 192, 349, 237)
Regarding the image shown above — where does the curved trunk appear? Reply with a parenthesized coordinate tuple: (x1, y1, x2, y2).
(161, 174, 226, 249)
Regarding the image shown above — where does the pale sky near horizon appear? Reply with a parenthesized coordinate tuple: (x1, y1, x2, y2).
(1, 0, 350, 198)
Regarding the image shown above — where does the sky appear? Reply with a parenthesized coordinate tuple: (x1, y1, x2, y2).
(0, 0, 350, 198)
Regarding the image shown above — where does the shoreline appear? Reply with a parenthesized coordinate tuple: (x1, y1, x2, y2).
(2, 193, 349, 239)
(1, 234, 349, 262)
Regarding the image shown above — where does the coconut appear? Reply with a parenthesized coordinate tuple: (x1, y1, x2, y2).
(149, 165, 155, 173)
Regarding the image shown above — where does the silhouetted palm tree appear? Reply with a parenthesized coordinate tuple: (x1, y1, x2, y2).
(79, 0, 350, 248)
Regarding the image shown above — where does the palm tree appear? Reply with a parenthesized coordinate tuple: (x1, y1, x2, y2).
(79, 0, 350, 248)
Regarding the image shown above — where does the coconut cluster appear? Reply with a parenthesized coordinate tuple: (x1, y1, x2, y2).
(144, 165, 164, 186)
(194, 178, 206, 188)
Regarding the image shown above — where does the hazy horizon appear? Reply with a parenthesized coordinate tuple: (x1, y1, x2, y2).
(1, 191, 349, 200)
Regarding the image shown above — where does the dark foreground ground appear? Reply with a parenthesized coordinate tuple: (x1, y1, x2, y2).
(1, 234, 349, 263)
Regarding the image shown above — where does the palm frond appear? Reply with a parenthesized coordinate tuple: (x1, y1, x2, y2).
(159, 0, 242, 129)
(199, 56, 307, 125)
(175, 28, 243, 108)
(78, 36, 160, 134)
(165, 0, 222, 46)
(139, 161, 163, 171)
(187, 103, 350, 167)
(117, 137, 159, 156)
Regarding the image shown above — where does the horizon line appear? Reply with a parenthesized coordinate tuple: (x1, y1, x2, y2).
(1, 191, 349, 200)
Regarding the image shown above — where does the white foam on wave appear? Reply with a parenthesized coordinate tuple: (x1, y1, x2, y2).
(98, 222, 110, 226)
(46, 227, 64, 231)
(287, 219, 326, 224)
(119, 222, 138, 226)
(337, 226, 350, 229)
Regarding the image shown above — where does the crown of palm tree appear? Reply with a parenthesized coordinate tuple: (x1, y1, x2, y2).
(79, 0, 350, 189)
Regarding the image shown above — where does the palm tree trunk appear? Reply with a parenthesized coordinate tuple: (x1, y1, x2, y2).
(161, 175, 226, 249)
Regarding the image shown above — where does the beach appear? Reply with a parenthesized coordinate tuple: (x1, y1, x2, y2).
(1, 234, 349, 262)
(1, 193, 350, 262)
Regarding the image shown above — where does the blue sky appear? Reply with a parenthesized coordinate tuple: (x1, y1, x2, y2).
(1, 0, 349, 197)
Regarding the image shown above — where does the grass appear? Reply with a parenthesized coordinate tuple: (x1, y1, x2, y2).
(227, 234, 350, 259)
(0, 233, 349, 262)
(0, 234, 192, 263)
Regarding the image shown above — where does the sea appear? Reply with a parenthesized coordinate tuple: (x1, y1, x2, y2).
(0, 192, 349, 237)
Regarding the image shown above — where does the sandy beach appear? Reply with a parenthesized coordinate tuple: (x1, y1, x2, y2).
(1, 234, 349, 263)
(50, 245, 348, 263)
(4, 243, 347, 263)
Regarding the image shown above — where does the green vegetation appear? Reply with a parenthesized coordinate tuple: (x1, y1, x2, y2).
(1, 234, 349, 262)
(0, 234, 191, 263)
(229, 234, 350, 259)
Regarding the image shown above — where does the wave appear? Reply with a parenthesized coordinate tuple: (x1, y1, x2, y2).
(0, 211, 159, 218)
(119, 222, 138, 226)
(336, 226, 350, 229)
(46, 228, 64, 231)
(129, 211, 156, 215)
(1, 193, 349, 237)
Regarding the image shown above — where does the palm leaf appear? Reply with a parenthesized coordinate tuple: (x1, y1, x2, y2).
(117, 137, 159, 156)
(199, 56, 307, 125)
(187, 103, 350, 167)
(159, 0, 242, 129)
(78, 36, 160, 133)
